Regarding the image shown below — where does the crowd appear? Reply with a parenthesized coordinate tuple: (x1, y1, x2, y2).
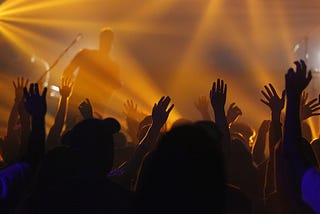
(0, 51, 319, 214)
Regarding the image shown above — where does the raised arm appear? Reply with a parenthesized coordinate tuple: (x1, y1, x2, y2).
(300, 92, 320, 122)
(253, 120, 270, 164)
(23, 83, 47, 169)
(46, 78, 73, 150)
(2, 78, 29, 164)
(135, 96, 174, 156)
(260, 83, 285, 148)
(78, 98, 93, 119)
(17, 81, 31, 160)
(210, 78, 230, 149)
(109, 96, 173, 190)
(283, 60, 311, 172)
(226, 103, 242, 128)
(194, 96, 211, 121)
(278, 60, 313, 209)
(7, 77, 29, 138)
(260, 83, 285, 197)
(123, 99, 147, 144)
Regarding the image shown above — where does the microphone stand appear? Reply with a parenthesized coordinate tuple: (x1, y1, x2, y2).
(37, 33, 82, 84)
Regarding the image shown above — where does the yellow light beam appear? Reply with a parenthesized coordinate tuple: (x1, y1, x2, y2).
(0, 21, 64, 54)
(0, 0, 82, 17)
(177, 0, 222, 69)
(168, 0, 223, 94)
(120, 0, 177, 22)
(0, 0, 27, 13)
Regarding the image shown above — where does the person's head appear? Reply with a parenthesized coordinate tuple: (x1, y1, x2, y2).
(67, 117, 120, 175)
(230, 122, 256, 150)
(138, 122, 225, 213)
(99, 27, 114, 53)
(300, 137, 318, 168)
(171, 118, 192, 129)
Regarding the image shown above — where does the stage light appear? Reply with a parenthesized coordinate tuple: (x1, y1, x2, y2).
(294, 44, 300, 52)
(48, 85, 59, 98)
(50, 85, 59, 92)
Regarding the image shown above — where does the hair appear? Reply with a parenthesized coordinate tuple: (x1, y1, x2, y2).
(137, 122, 225, 213)
(100, 27, 114, 41)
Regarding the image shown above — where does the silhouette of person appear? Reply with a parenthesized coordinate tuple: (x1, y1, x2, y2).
(63, 27, 122, 108)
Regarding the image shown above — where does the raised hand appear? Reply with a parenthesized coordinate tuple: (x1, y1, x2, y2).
(59, 78, 73, 98)
(194, 96, 210, 113)
(301, 91, 308, 106)
(13, 77, 29, 102)
(210, 78, 227, 111)
(253, 119, 271, 164)
(152, 96, 174, 129)
(123, 99, 146, 121)
(194, 96, 211, 120)
(260, 83, 285, 114)
(23, 83, 47, 118)
(285, 60, 312, 98)
(259, 120, 271, 133)
(300, 95, 320, 121)
(226, 103, 242, 126)
(78, 98, 93, 119)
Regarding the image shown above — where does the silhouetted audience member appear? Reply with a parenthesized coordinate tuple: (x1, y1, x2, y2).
(4, 45, 320, 214)
(276, 60, 316, 213)
(136, 115, 152, 142)
(17, 118, 135, 214)
(230, 122, 256, 151)
(113, 131, 135, 169)
(136, 123, 225, 214)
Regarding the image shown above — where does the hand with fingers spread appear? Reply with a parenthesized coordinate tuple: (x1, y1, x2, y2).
(279, 60, 314, 206)
(209, 79, 230, 144)
(260, 83, 285, 114)
(24, 83, 47, 118)
(13, 77, 29, 102)
(194, 96, 211, 120)
(301, 91, 309, 106)
(23, 83, 47, 168)
(300, 94, 320, 121)
(210, 78, 227, 111)
(285, 60, 312, 99)
(123, 99, 146, 121)
(46, 78, 74, 150)
(59, 78, 73, 99)
(79, 98, 93, 119)
(117, 97, 174, 180)
(259, 85, 285, 195)
(226, 103, 242, 126)
(152, 96, 174, 129)
(8, 77, 29, 138)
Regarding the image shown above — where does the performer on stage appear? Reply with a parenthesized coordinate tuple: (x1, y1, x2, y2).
(63, 27, 122, 107)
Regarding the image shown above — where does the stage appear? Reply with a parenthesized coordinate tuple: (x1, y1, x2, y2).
(0, 0, 319, 139)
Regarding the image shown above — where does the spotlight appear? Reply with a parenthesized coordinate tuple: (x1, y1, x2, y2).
(294, 44, 300, 53)
(49, 85, 60, 98)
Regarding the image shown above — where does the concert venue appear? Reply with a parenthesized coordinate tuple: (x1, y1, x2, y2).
(0, 0, 320, 213)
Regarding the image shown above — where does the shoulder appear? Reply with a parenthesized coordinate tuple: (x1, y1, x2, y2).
(75, 49, 95, 59)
